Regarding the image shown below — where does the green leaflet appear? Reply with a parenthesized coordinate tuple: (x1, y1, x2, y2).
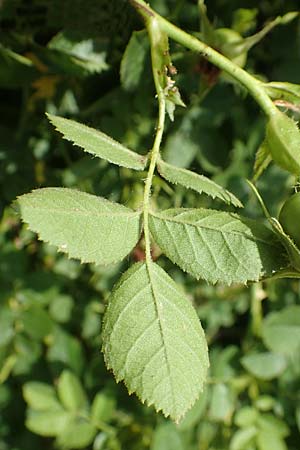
(23, 383, 61, 411)
(56, 419, 97, 449)
(246, 181, 300, 272)
(18, 188, 142, 265)
(57, 371, 88, 412)
(102, 262, 209, 422)
(48, 32, 109, 76)
(262, 305, 300, 356)
(120, 30, 149, 92)
(149, 208, 284, 285)
(229, 427, 257, 450)
(262, 81, 300, 105)
(218, 12, 299, 64)
(26, 409, 71, 437)
(241, 352, 287, 380)
(267, 217, 300, 272)
(253, 139, 272, 182)
(266, 110, 300, 175)
(157, 158, 243, 207)
(47, 114, 148, 170)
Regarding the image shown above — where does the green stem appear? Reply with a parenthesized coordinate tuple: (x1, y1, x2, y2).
(250, 283, 263, 337)
(143, 21, 166, 262)
(130, 0, 277, 118)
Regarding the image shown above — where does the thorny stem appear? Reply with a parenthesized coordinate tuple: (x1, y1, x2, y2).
(143, 19, 166, 262)
(130, 0, 277, 118)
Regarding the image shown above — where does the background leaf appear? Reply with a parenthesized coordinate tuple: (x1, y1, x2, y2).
(57, 370, 88, 412)
(23, 382, 61, 411)
(157, 158, 243, 207)
(263, 81, 300, 104)
(241, 352, 287, 380)
(1, 0, 300, 448)
(151, 423, 184, 450)
(262, 306, 300, 356)
(120, 30, 149, 92)
(25, 409, 70, 437)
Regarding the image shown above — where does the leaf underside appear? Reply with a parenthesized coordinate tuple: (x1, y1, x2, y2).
(47, 114, 148, 170)
(18, 188, 142, 266)
(102, 261, 209, 422)
(149, 208, 284, 285)
(157, 158, 243, 207)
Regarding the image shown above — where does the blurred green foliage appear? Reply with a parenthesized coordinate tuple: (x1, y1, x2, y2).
(0, 0, 300, 449)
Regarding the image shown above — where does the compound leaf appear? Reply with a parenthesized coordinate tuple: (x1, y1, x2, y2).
(47, 114, 148, 170)
(18, 188, 142, 266)
(149, 208, 284, 285)
(157, 158, 243, 207)
(102, 262, 209, 422)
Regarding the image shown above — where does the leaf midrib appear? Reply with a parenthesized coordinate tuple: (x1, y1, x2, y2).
(145, 261, 177, 415)
(56, 118, 146, 162)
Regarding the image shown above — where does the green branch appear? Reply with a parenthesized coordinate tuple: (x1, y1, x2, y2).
(143, 17, 166, 262)
(130, 0, 277, 118)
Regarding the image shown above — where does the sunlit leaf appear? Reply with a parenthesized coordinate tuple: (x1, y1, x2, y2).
(47, 114, 148, 170)
(157, 158, 243, 207)
(149, 208, 283, 285)
(18, 188, 142, 266)
(102, 262, 209, 422)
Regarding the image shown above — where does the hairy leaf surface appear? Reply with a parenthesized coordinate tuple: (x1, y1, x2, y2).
(157, 158, 242, 207)
(102, 262, 209, 422)
(149, 208, 283, 284)
(47, 114, 148, 170)
(18, 188, 142, 265)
